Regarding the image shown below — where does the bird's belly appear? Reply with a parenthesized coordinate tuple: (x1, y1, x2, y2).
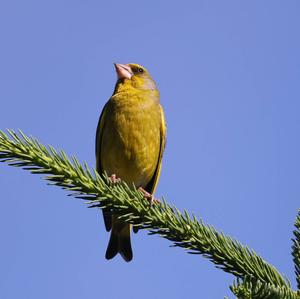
(101, 108, 161, 188)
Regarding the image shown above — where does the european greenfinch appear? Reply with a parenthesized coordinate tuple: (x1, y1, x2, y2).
(95, 63, 166, 262)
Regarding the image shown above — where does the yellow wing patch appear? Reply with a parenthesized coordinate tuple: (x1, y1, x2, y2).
(145, 104, 167, 194)
(95, 102, 108, 174)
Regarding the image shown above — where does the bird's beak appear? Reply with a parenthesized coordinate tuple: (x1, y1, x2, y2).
(114, 63, 133, 80)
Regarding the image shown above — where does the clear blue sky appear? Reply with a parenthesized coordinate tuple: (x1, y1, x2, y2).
(0, 1, 300, 298)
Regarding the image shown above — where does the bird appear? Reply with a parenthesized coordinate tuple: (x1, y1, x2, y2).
(95, 63, 166, 262)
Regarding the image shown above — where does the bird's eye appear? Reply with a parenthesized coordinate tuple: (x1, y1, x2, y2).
(138, 68, 144, 73)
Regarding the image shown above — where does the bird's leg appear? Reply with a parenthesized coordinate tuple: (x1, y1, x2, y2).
(108, 174, 121, 185)
(138, 187, 160, 205)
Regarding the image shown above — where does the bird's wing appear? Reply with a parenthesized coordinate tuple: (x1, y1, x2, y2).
(145, 105, 167, 194)
(95, 101, 112, 231)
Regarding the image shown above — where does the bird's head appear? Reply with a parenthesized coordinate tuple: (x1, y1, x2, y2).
(114, 63, 157, 91)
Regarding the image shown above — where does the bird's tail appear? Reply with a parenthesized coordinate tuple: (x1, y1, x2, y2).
(105, 221, 133, 262)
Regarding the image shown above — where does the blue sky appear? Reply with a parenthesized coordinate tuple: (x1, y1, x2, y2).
(1, 1, 300, 298)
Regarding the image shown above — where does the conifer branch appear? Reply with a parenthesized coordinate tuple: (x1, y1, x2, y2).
(0, 130, 292, 294)
(292, 210, 300, 289)
(230, 276, 299, 299)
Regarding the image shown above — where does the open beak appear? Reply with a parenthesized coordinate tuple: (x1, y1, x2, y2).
(114, 63, 133, 80)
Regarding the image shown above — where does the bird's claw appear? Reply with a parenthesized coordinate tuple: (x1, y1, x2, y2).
(138, 187, 160, 205)
(108, 174, 121, 185)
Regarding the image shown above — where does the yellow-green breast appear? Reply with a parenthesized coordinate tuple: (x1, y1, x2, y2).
(100, 89, 162, 188)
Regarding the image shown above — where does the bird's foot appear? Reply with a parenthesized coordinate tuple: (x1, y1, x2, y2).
(138, 187, 160, 205)
(108, 174, 121, 185)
